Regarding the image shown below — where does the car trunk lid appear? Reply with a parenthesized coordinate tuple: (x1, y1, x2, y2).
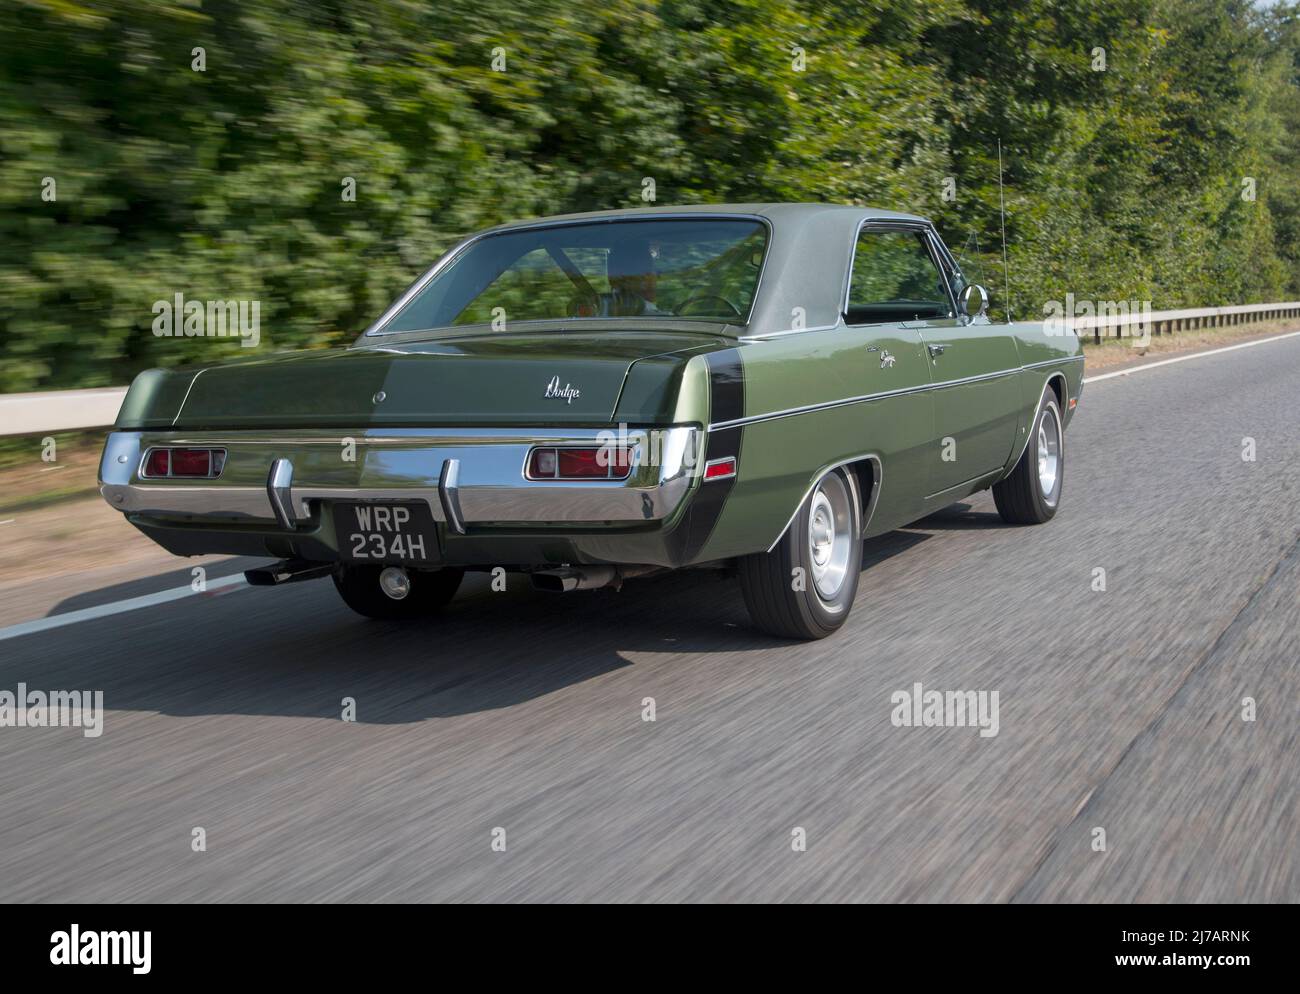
(154, 329, 726, 429)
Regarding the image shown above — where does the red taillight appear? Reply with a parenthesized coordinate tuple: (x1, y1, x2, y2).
(607, 446, 633, 473)
(557, 448, 604, 478)
(141, 447, 225, 478)
(144, 448, 170, 477)
(527, 446, 633, 480)
(169, 448, 212, 477)
(703, 456, 736, 481)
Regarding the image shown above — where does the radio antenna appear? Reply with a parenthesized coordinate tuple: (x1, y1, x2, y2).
(997, 138, 1012, 323)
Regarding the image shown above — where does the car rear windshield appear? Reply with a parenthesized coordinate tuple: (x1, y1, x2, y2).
(375, 217, 768, 334)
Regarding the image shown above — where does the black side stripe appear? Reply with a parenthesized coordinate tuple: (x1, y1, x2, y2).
(666, 348, 744, 565)
(709, 347, 745, 425)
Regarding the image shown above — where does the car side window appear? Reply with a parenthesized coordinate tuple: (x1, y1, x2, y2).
(845, 228, 953, 325)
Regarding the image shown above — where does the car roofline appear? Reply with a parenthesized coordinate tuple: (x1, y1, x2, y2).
(357, 204, 934, 343)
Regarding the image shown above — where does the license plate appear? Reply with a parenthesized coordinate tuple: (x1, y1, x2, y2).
(334, 501, 438, 564)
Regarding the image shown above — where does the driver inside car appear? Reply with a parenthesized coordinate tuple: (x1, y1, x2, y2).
(571, 241, 665, 317)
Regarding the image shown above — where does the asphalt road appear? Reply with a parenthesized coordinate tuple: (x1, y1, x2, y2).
(1, 336, 1297, 902)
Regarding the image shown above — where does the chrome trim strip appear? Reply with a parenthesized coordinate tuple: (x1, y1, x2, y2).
(362, 213, 774, 338)
(841, 218, 956, 326)
(708, 355, 1081, 432)
(100, 427, 702, 527)
(925, 227, 972, 322)
(138, 428, 651, 447)
(709, 367, 1018, 431)
(267, 458, 297, 530)
(438, 458, 465, 534)
(712, 382, 930, 431)
(930, 226, 962, 276)
(171, 366, 208, 426)
(738, 322, 840, 342)
(925, 226, 961, 318)
(923, 469, 1001, 502)
(1022, 355, 1085, 369)
(766, 453, 883, 553)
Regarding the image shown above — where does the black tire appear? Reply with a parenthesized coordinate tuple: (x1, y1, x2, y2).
(332, 564, 464, 620)
(738, 466, 863, 639)
(993, 388, 1064, 524)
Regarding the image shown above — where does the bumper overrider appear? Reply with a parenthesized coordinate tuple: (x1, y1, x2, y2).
(99, 426, 706, 567)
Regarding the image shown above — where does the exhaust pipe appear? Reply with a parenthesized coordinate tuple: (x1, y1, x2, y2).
(378, 566, 411, 600)
(530, 566, 620, 593)
(244, 559, 333, 587)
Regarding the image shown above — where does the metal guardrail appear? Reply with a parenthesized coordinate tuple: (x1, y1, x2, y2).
(1, 387, 128, 437)
(3, 301, 1300, 436)
(1065, 300, 1300, 342)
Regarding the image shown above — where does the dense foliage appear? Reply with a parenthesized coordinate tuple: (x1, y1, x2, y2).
(3, 0, 1300, 390)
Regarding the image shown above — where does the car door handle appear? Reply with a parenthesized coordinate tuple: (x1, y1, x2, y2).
(927, 343, 949, 358)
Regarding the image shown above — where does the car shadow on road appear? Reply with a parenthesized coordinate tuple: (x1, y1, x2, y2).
(904, 502, 1009, 531)
(19, 529, 931, 724)
(46, 557, 263, 616)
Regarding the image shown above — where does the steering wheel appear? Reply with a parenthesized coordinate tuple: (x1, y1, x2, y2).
(673, 294, 743, 319)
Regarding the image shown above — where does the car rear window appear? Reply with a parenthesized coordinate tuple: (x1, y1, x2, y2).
(377, 218, 768, 334)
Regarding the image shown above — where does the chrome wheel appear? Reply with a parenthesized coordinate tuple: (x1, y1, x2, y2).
(738, 464, 864, 639)
(1037, 404, 1062, 506)
(807, 471, 853, 602)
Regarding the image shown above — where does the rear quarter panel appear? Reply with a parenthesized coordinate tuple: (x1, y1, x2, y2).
(691, 325, 933, 564)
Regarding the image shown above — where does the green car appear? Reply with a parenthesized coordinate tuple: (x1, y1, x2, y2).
(99, 204, 1082, 638)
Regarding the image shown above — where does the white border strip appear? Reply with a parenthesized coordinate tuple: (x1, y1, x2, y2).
(0, 573, 248, 643)
(1083, 328, 1300, 384)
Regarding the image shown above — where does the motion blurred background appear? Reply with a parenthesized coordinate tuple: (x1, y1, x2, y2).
(4, 0, 1300, 394)
(1, 3, 1298, 906)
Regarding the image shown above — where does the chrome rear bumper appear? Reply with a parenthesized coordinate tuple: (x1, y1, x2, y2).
(100, 427, 700, 528)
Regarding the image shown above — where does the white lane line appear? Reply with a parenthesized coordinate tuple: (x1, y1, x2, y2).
(1083, 328, 1300, 383)
(0, 573, 249, 643)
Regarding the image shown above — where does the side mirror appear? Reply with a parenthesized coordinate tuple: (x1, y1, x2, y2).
(959, 284, 989, 320)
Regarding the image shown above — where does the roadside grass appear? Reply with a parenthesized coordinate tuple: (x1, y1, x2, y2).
(0, 428, 106, 468)
(0, 484, 101, 516)
(0, 430, 107, 515)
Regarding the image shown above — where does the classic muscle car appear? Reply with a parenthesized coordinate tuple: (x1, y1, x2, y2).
(99, 204, 1082, 638)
